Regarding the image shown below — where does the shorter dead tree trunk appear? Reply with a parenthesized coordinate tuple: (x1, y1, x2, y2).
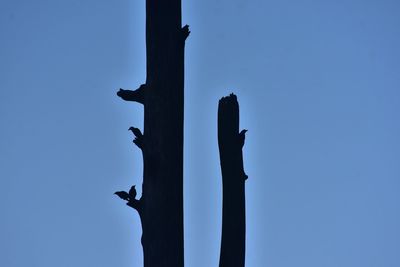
(218, 94, 248, 267)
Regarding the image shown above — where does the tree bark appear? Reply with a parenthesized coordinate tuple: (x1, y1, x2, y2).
(116, 1, 188, 266)
(218, 94, 247, 267)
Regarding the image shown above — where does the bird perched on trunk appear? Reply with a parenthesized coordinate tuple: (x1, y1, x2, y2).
(238, 129, 248, 148)
(128, 127, 143, 138)
(114, 185, 137, 202)
(129, 185, 137, 200)
(114, 191, 130, 201)
(181, 24, 190, 40)
(129, 127, 144, 149)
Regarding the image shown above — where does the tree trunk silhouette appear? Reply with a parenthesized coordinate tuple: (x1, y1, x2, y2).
(116, 1, 188, 266)
(218, 94, 247, 267)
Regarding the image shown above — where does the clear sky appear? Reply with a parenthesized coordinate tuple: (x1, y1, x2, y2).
(1, 0, 400, 266)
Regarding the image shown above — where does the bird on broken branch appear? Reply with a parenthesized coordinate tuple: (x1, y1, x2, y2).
(128, 127, 144, 149)
(238, 129, 248, 148)
(128, 127, 143, 138)
(114, 185, 138, 202)
(181, 24, 190, 40)
(129, 185, 137, 200)
(114, 191, 130, 201)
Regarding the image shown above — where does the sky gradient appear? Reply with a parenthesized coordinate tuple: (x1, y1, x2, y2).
(1, 0, 400, 266)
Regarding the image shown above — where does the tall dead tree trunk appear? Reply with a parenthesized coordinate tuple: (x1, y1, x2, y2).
(218, 94, 247, 267)
(115, 1, 188, 266)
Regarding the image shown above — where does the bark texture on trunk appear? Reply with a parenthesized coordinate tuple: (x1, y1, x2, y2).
(218, 94, 247, 267)
(116, 1, 188, 266)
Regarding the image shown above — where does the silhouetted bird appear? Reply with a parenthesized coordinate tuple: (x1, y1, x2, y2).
(182, 24, 190, 39)
(238, 129, 248, 148)
(129, 185, 137, 200)
(114, 191, 129, 201)
(128, 127, 143, 138)
(129, 127, 144, 149)
(182, 24, 189, 32)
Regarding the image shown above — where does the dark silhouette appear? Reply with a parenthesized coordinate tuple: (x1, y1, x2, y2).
(115, 0, 187, 266)
(128, 127, 143, 138)
(238, 129, 248, 148)
(129, 185, 137, 200)
(113, 2, 250, 267)
(117, 84, 146, 104)
(218, 94, 247, 267)
(115, 185, 142, 212)
(114, 186, 137, 202)
(114, 191, 130, 201)
(129, 127, 144, 149)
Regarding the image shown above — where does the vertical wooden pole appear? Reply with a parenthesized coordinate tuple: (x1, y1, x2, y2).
(116, 1, 189, 266)
(218, 94, 247, 267)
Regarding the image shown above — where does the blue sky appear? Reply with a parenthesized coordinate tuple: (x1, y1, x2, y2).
(1, 0, 400, 266)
